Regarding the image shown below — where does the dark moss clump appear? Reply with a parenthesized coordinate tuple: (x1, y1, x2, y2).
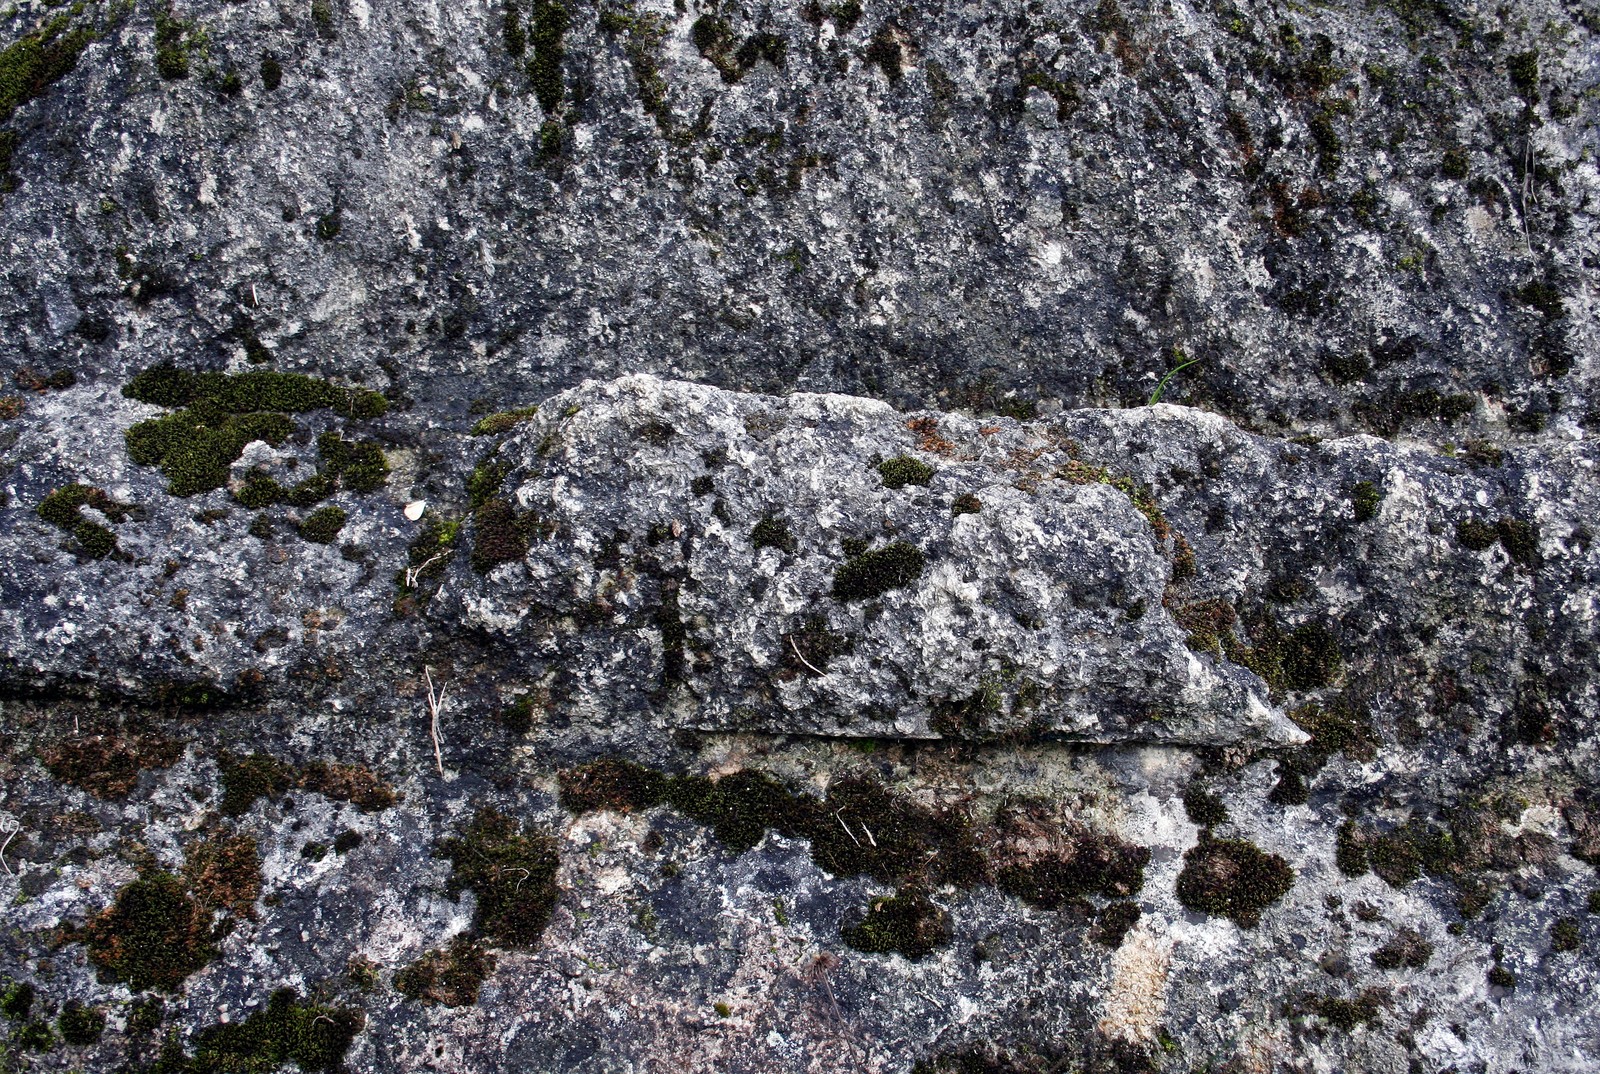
(1494, 518, 1539, 566)
(219, 752, 294, 816)
(842, 887, 950, 960)
(56, 1001, 105, 1046)
(1182, 783, 1229, 827)
(183, 989, 362, 1073)
(557, 757, 668, 814)
(395, 936, 496, 1006)
(1551, 917, 1582, 953)
(1230, 617, 1342, 693)
(40, 731, 183, 798)
(298, 505, 347, 544)
(0, 981, 33, 1019)
(951, 492, 982, 516)
(1350, 480, 1382, 522)
(833, 541, 925, 601)
(1269, 699, 1378, 804)
(221, 753, 397, 816)
(1372, 927, 1433, 970)
(437, 810, 561, 947)
(1456, 517, 1497, 550)
(1019, 69, 1079, 120)
(527, 0, 569, 112)
(1306, 987, 1387, 1031)
(260, 52, 282, 90)
(470, 405, 539, 436)
(1458, 516, 1539, 565)
(470, 497, 551, 572)
(1172, 598, 1237, 656)
(559, 760, 988, 891)
(37, 483, 133, 558)
(81, 872, 219, 992)
(299, 761, 400, 812)
(1090, 901, 1142, 948)
(317, 433, 389, 492)
(878, 455, 935, 490)
(1506, 50, 1538, 100)
(751, 514, 796, 554)
(1175, 835, 1294, 927)
(864, 23, 902, 82)
(992, 805, 1148, 911)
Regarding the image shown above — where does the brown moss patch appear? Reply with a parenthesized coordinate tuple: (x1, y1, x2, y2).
(40, 731, 183, 798)
(395, 936, 496, 1006)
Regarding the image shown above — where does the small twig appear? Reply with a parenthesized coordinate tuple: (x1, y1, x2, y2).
(424, 667, 448, 778)
(0, 827, 17, 877)
(405, 550, 449, 588)
(789, 636, 825, 677)
(834, 809, 861, 848)
(860, 821, 877, 848)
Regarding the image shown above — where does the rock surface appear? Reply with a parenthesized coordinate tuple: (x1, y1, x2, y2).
(0, 0, 1598, 1072)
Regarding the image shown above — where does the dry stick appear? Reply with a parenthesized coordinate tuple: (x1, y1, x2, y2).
(0, 827, 16, 877)
(788, 636, 825, 677)
(860, 821, 878, 848)
(405, 551, 448, 589)
(424, 667, 447, 778)
(834, 809, 861, 848)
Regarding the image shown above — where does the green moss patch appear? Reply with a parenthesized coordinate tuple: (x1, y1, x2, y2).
(1302, 987, 1388, 1031)
(833, 541, 925, 601)
(842, 887, 949, 960)
(991, 803, 1148, 911)
(56, 1001, 105, 1046)
(123, 366, 387, 498)
(395, 936, 496, 1006)
(179, 989, 363, 1073)
(1175, 834, 1294, 927)
(1458, 516, 1540, 565)
(1372, 927, 1433, 970)
(0, 15, 95, 125)
(37, 483, 133, 558)
(298, 505, 347, 544)
(1224, 616, 1342, 694)
(1090, 901, 1142, 948)
(878, 455, 936, 490)
(81, 834, 262, 992)
(395, 513, 460, 612)
(437, 810, 561, 948)
(527, 0, 569, 113)
(471, 405, 539, 436)
(1350, 480, 1382, 522)
(751, 514, 796, 554)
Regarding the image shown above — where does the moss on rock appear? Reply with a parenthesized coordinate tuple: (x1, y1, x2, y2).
(437, 810, 561, 948)
(1175, 835, 1294, 927)
(833, 540, 925, 601)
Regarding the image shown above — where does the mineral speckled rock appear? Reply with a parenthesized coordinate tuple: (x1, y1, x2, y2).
(3, 0, 1600, 1071)
(451, 374, 1296, 745)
